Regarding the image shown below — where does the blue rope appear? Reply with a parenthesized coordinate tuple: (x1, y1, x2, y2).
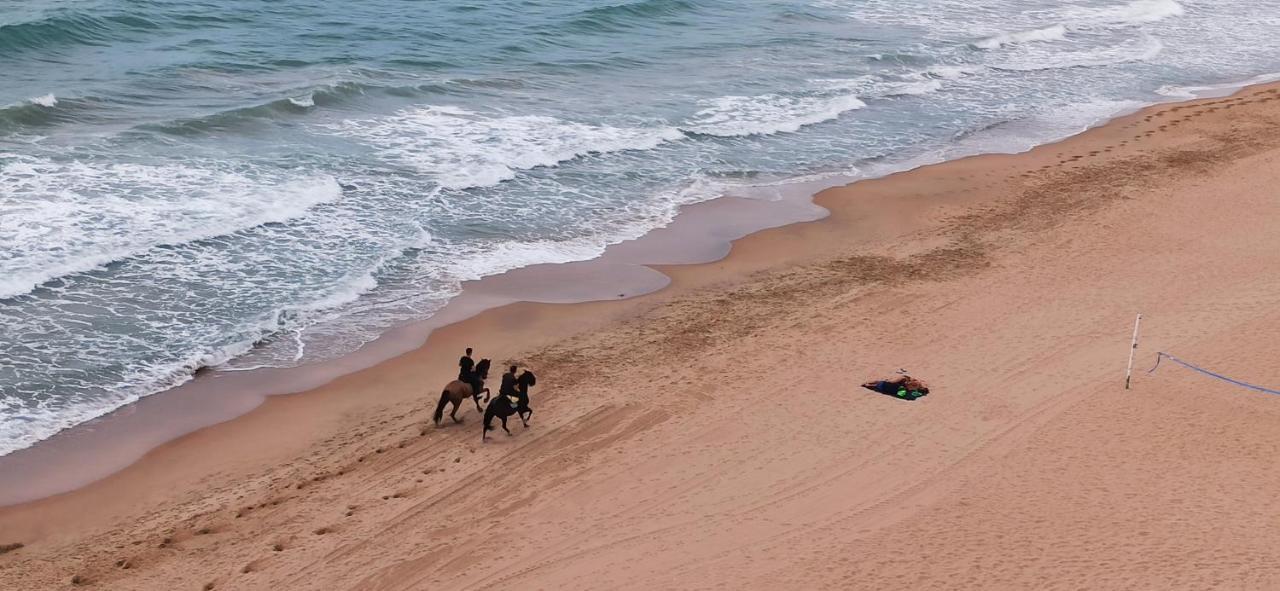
(1146, 352, 1280, 396)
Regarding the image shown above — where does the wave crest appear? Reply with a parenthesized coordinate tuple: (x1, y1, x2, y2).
(28, 94, 58, 107)
(976, 24, 1067, 49)
(566, 0, 697, 33)
(683, 92, 866, 137)
(330, 106, 683, 189)
(0, 12, 158, 54)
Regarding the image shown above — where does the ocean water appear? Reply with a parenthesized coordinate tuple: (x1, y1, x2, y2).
(2, 0, 1279, 456)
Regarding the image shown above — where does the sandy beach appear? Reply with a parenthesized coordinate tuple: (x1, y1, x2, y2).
(5, 82, 1280, 590)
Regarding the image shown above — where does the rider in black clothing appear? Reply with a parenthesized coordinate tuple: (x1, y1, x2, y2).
(499, 365, 519, 400)
(458, 347, 475, 382)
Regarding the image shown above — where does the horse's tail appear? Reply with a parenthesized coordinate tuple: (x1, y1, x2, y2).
(432, 389, 450, 424)
(482, 407, 493, 440)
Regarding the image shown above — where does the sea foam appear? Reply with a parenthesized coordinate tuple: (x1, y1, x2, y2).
(0, 156, 342, 300)
(975, 0, 1184, 50)
(1072, 0, 1185, 26)
(991, 34, 1164, 72)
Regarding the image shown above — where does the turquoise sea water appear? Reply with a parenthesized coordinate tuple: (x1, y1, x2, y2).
(2, 0, 1279, 455)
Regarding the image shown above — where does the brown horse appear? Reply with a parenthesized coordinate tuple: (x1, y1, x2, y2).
(433, 359, 491, 425)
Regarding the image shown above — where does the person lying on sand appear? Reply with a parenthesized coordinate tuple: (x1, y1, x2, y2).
(861, 375, 929, 399)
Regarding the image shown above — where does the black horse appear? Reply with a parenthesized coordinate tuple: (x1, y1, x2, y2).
(434, 359, 491, 425)
(482, 370, 536, 440)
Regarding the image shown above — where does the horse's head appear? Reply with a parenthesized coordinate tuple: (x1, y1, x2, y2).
(519, 370, 536, 388)
(476, 358, 491, 379)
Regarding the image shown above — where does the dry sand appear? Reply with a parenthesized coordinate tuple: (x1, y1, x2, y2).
(4, 84, 1280, 590)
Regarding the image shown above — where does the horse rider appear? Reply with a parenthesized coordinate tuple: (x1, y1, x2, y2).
(459, 347, 483, 394)
(516, 369, 534, 411)
(500, 365, 519, 403)
(459, 347, 474, 381)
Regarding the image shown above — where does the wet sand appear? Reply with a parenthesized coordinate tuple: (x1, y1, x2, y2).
(4, 82, 1280, 589)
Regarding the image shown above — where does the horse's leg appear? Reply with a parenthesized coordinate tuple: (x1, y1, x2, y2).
(472, 390, 483, 413)
(432, 389, 451, 426)
(501, 415, 511, 436)
(450, 399, 463, 423)
(521, 407, 532, 427)
(482, 387, 490, 403)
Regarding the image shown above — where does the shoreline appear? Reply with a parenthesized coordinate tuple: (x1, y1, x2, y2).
(0, 74, 1252, 505)
(5, 78, 1280, 588)
(0, 188, 827, 506)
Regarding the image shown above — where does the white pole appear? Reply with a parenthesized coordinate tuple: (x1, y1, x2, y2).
(1125, 313, 1142, 390)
